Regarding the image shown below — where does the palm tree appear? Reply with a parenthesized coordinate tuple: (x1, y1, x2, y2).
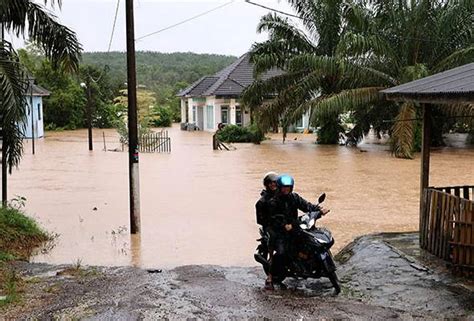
(243, 0, 473, 157)
(243, 0, 356, 143)
(0, 0, 81, 204)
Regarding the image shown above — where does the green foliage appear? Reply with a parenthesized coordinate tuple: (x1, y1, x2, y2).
(43, 81, 86, 129)
(0, 268, 20, 306)
(23, 51, 235, 130)
(316, 116, 345, 144)
(0, 252, 16, 262)
(244, 0, 474, 157)
(149, 106, 173, 128)
(81, 52, 236, 87)
(82, 52, 236, 125)
(217, 124, 264, 144)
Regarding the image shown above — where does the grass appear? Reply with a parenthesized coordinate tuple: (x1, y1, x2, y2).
(0, 206, 49, 261)
(0, 205, 50, 307)
(0, 268, 20, 307)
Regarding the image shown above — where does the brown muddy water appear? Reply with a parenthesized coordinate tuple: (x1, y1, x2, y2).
(11, 125, 474, 268)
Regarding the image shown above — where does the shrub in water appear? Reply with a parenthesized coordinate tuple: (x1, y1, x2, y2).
(217, 124, 264, 144)
(150, 106, 173, 127)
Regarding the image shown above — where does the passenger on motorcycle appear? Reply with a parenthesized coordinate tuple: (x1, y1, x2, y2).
(264, 174, 329, 290)
(255, 171, 279, 228)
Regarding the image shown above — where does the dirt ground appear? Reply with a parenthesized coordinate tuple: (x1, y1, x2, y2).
(2, 233, 473, 320)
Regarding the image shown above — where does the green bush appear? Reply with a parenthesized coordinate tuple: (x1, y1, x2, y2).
(217, 124, 264, 144)
(316, 117, 345, 144)
(150, 106, 173, 127)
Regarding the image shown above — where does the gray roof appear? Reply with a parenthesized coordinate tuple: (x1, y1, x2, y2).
(178, 53, 282, 98)
(381, 63, 474, 103)
(28, 83, 51, 97)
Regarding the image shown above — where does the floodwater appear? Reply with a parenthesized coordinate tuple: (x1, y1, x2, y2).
(11, 125, 474, 268)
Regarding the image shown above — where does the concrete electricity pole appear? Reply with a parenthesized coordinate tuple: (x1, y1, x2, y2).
(125, 0, 141, 233)
(81, 77, 94, 151)
(0, 23, 6, 206)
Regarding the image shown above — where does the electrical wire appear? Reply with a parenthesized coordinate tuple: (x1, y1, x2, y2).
(88, 0, 121, 84)
(135, 0, 235, 42)
(244, 0, 310, 21)
(243, 0, 473, 44)
(107, 0, 121, 53)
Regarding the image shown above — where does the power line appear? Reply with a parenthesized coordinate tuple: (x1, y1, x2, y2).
(88, 0, 121, 83)
(136, 0, 235, 42)
(244, 0, 310, 21)
(244, 0, 472, 44)
(107, 0, 121, 52)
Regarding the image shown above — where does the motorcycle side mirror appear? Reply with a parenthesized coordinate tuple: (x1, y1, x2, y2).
(318, 193, 326, 204)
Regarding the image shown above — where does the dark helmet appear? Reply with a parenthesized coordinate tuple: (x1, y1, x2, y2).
(277, 174, 294, 191)
(263, 171, 279, 187)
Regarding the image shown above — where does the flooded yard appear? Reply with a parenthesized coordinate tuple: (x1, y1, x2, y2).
(11, 125, 474, 268)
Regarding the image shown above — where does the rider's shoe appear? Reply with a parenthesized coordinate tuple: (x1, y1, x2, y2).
(264, 280, 274, 291)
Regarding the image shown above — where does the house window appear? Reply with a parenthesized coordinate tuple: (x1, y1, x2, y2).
(221, 106, 229, 124)
(206, 105, 214, 129)
(235, 106, 242, 126)
(192, 106, 197, 124)
(37, 103, 41, 120)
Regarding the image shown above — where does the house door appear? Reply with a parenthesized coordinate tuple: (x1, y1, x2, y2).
(197, 106, 204, 130)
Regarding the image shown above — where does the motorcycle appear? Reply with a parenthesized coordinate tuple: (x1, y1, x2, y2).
(254, 193, 341, 294)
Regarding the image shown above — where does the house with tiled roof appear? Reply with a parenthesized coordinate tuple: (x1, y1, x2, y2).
(177, 53, 288, 132)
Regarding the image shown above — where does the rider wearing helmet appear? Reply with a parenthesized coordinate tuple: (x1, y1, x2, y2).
(264, 174, 329, 290)
(255, 171, 279, 227)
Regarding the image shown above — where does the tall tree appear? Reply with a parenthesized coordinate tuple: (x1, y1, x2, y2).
(243, 0, 473, 156)
(0, 0, 81, 204)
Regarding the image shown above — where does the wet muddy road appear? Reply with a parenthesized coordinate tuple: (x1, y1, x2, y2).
(11, 126, 474, 268)
(3, 234, 472, 319)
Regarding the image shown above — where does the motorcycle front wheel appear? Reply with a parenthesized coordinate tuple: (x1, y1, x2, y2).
(328, 271, 341, 294)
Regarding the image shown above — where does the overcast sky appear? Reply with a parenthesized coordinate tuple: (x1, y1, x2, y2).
(9, 0, 296, 56)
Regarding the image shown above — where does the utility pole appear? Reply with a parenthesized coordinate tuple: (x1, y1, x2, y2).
(30, 78, 35, 155)
(86, 77, 93, 151)
(1, 23, 7, 206)
(80, 76, 93, 151)
(126, 0, 141, 233)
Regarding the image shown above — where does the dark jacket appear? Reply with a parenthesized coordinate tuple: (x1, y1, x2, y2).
(255, 189, 275, 227)
(268, 192, 318, 233)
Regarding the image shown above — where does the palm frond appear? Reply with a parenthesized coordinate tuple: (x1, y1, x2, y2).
(256, 13, 315, 53)
(0, 41, 29, 172)
(336, 32, 399, 67)
(433, 47, 474, 73)
(310, 87, 384, 122)
(241, 70, 307, 109)
(1, 0, 82, 72)
(250, 40, 293, 75)
(391, 102, 416, 159)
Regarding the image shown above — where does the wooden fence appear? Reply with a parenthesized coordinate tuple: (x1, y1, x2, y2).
(421, 186, 474, 276)
(140, 131, 171, 153)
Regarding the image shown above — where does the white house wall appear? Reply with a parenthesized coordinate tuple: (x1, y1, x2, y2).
(23, 96, 44, 139)
(180, 99, 187, 123)
(183, 96, 252, 132)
